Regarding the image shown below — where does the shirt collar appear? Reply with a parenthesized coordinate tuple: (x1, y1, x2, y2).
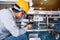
(9, 8, 15, 18)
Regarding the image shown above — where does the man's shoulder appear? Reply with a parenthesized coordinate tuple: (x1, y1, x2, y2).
(0, 9, 10, 12)
(0, 9, 13, 16)
(0, 9, 12, 15)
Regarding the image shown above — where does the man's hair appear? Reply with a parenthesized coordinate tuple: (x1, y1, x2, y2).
(12, 4, 20, 12)
(12, 4, 25, 14)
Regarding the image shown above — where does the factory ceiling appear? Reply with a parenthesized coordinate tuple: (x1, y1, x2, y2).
(32, 0, 60, 11)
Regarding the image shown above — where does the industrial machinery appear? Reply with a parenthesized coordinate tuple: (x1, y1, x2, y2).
(0, 0, 60, 40)
(27, 10, 60, 40)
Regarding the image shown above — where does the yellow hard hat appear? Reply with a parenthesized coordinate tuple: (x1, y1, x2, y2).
(16, 0, 29, 14)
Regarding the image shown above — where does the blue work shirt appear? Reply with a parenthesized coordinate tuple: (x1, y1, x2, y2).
(0, 9, 27, 40)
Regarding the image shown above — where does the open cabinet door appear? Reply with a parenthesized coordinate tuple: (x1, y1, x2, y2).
(0, 0, 17, 1)
(0, 0, 17, 9)
(0, 0, 17, 4)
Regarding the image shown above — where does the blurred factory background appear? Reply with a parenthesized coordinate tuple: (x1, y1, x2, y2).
(0, 0, 60, 40)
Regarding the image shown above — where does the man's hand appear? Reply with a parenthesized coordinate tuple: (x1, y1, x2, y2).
(26, 24, 32, 29)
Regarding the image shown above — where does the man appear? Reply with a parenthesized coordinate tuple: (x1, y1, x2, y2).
(0, 0, 31, 40)
(5, 23, 32, 40)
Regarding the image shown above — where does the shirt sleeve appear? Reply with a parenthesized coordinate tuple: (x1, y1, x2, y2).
(0, 10, 27, 37)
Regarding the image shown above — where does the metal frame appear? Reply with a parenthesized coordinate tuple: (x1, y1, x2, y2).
(28, 10, 60, 15)
(0, 0, 17, 4)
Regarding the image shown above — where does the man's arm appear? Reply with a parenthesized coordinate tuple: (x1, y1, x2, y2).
(0, 10, 27, 37)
